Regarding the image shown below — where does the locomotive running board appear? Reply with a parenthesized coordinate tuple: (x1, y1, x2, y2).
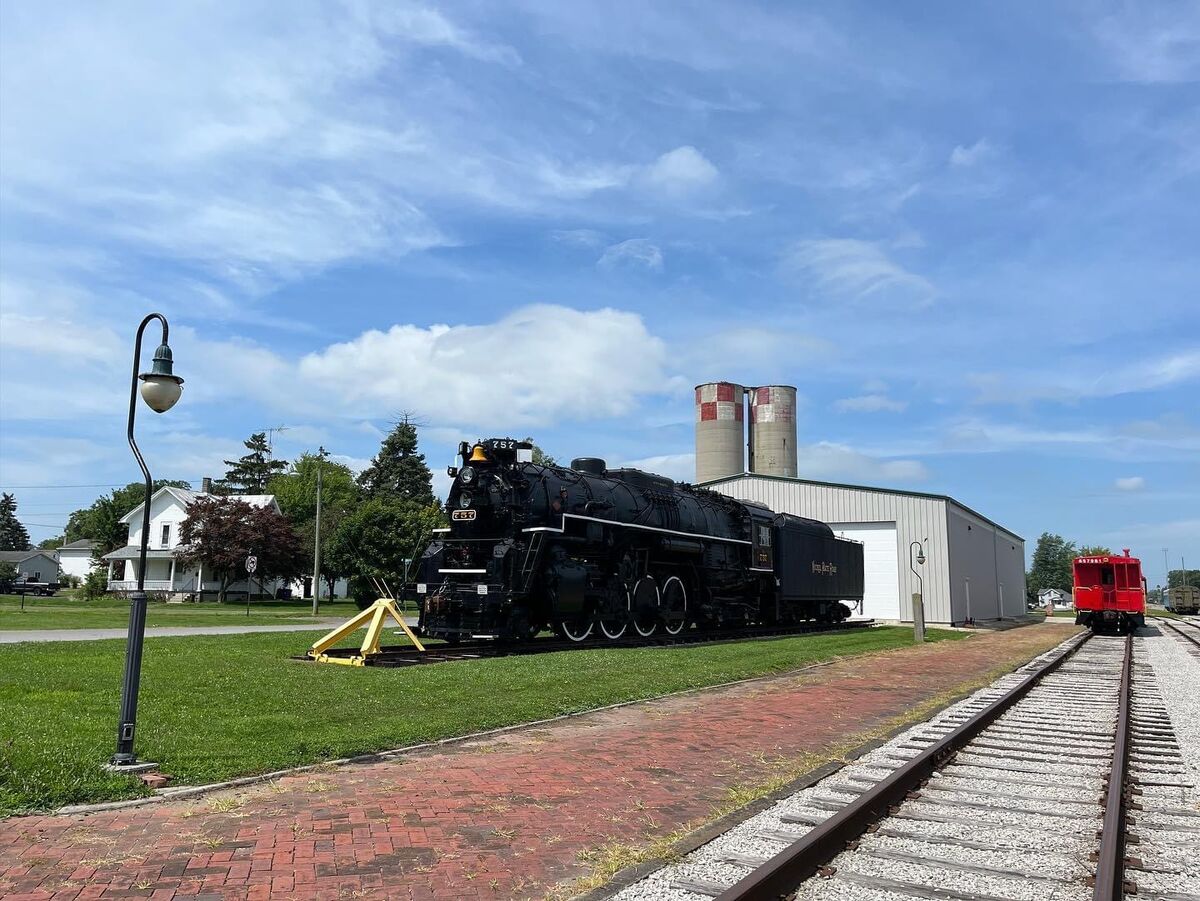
(308, 598, 426, 666)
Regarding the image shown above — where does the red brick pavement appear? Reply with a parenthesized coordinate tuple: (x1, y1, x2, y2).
(0, 624, 1077, 900)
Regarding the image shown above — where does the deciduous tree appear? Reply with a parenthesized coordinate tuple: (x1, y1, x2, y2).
(175, 497, 305, 602)
(1026, 532, 1077, 597)
(0, 494, 31, 551)
(324, 499, 445, 607)
(1078, 545, 1113, 556)
(267, 452, 360, 596)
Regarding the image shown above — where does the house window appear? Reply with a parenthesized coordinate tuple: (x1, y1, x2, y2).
(161, 524, 171, 547)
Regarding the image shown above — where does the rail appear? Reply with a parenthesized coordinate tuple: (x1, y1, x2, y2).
(1092, 633, 1132, 901)
(714, 631, 1093, 900)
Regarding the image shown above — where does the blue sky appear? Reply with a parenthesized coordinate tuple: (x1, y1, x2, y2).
(0, 2, 1197, 583)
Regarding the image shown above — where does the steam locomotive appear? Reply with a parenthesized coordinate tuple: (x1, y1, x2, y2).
(416, 438, 865, 642)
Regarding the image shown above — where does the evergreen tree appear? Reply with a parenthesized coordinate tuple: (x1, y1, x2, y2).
(357, 419, 434, 504)
(221, 433, 288, 494)
(0, 493, 32, 551)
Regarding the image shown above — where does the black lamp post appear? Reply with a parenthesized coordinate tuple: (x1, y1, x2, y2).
(109, 313, 183, 768)
(908, 538, 927, 642)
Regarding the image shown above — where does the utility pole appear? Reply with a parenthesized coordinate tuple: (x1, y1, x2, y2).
(312, 456, 323, 615)
(1163, 548, 1170, 592)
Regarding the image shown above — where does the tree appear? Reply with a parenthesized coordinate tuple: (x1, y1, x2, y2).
(175, 497, 305, 602)
(0, 494, 31, 551)
(522, 438, 557, 467)
(1168, 569, 1200, 590)
(1078, 545, 1113, 556)
(267, 452, 360, 596)
(1026, 532, 1077, 598)
(63, 480, 190, 557)
(39, 536, 65, 550)
(221, 433, 288, 494)
(357, 419, 434, 504)
(0, 562, 17, 583)
(324, 498, 445, 608)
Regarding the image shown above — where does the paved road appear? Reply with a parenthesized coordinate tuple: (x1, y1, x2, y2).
(0, 618, 418, 644)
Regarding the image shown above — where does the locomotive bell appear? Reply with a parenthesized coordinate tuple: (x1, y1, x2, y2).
(469, 444, 488, 462)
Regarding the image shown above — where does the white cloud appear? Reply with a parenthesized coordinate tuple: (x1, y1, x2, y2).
(798, 442, 928, 483)
(642, 146, 719, 193)
(835, 394, 907, 413)
(291, 304, 670, 427)
(621, 453, 698, 483)
(1094, 8, 1200, 84)
(949, 138, 993, 167)
(598, 239, 665, 271)
(781, 239, 934, 305)
(550, 229, 607, 248)
(970, 349, 1200, 405)
(1114, 476, 1146, 492)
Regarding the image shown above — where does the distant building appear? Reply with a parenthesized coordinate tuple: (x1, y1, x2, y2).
(56, 539, 98, 581)
(1037, 587, 1071, 606)
(0, 550, 61, 584)
(704, 473, 1026, 626)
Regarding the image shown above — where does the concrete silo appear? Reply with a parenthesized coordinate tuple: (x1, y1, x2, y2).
(748, 385, 798, 478)
(694, 382, 745, 483)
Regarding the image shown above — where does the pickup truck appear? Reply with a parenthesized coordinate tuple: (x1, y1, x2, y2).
(0, 578, 60, 597)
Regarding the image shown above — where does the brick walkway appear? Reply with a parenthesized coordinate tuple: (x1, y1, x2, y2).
(0, 623, 1077, 900)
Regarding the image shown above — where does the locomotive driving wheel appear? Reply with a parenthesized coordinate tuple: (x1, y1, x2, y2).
(632, 576, 660, 637)
(599, 583, 629, 640)
(557, 617, 593, 642)
(661, 575, 688, 636)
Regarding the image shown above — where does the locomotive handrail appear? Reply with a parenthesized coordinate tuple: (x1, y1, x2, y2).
(521, 511, 753, 545)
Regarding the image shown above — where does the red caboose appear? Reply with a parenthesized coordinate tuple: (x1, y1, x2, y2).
(1073, 549, 1146, 632)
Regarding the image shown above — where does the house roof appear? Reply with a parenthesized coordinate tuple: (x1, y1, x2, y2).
(0, 550, 57, 564)
(102, 548, 178, 561)
(59, 539, 97, 551)
(700, 472, 1024, 544)
(120, 487, 279, 524)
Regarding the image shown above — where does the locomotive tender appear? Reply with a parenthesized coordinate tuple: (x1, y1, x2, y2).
(416, 438, 865, 642)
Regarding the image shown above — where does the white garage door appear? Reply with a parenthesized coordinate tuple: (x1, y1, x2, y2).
(830, 522, 900, 620)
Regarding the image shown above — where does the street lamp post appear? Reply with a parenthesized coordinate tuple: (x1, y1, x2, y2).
(908, 538, 927, 642)
(109, 313, 183, 769)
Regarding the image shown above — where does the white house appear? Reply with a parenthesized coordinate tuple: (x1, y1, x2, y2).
(57, 539, 97, 581)
(103, 486, 347, 600)
(1038, 587, 1072, 607)
(0, 550, 61, 584)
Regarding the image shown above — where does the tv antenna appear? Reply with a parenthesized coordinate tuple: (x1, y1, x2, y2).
(261, 425, 290, 451)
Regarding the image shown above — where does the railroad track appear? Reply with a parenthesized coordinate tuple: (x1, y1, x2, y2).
(1155, 617, 1200, 658)
(297, 618, 877, 667)
(614, 631, 1200, 901)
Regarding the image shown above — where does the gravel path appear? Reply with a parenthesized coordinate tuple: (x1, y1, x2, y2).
(611, 630, 1200, 901)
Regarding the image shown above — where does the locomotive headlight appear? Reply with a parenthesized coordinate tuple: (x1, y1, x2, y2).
(459, 493, 472, 508)
(459, 465, 476, 485)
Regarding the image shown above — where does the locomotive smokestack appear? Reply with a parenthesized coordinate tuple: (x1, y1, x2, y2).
(694, 382, 745, 483)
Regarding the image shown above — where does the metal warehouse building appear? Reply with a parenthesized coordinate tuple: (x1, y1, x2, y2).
(703, 473, 1026, 626)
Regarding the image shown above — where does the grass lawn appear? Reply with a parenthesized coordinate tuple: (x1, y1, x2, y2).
(0, 594, 369, 631)
(0, 626, 966, 815)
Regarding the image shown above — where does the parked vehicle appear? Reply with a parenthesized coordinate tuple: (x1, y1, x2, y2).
(0, 577, 60, 597)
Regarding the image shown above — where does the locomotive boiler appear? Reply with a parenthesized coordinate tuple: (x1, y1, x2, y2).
(416, 438, 865, 642)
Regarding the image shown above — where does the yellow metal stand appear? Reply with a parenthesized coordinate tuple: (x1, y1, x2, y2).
(308, 598, 425, 666)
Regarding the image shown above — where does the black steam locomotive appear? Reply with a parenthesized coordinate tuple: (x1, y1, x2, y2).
(416, 438, 865, 642)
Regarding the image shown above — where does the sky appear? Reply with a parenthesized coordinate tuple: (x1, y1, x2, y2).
(0, 1, 1197, 584)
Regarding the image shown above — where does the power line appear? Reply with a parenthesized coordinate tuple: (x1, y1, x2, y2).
(0, 483, 131, 490)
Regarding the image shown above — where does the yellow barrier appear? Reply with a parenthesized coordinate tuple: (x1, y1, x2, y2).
(308, 598, 425, 666)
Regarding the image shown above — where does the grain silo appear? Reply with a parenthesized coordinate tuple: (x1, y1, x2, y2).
(748, 385, 798, 478)
(694, 382, 744, 482)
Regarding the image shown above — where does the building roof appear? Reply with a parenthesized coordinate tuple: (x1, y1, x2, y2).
(0, 550, 57, 564)
(59, 539, 97, 551)
(120, 487, 278, 523)
(701, 471, 1024, 543)
(102, 548, 178, 561)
